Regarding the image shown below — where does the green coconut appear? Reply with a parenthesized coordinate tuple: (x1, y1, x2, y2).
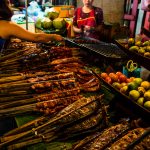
(41, 17, 53, 29)
(53, 18, 66, 29)
(46, 11, 59, 20)
(35, 18, 42, 29)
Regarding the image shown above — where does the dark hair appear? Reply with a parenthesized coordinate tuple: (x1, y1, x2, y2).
(0, 0, 13, 20)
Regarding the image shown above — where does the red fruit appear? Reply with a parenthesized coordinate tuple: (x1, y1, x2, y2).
(101, 72, 108, 79)
(119, 74, 127, 83)
(105, 76, 112, 84)
(116, 71, 123, 77)
(126, 78, 132, 83)
(109, 73, 119, 82)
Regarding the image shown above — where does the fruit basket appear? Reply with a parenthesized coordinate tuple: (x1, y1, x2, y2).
(115, 40, 150, 70)
(42, 28, 67, 35)
(89, 70, 150, 120)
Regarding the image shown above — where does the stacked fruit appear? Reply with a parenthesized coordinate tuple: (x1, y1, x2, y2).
(125, 38, 150, 58)
(101, 72, 150, 110)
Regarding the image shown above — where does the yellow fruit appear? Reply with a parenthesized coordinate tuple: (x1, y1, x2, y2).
(120, 86, 128, 94)
(138, 87, 146, 96)
(144, 91, 150, 101)
(146, 46, 150, 52)
(137, 97, 144, 106)
(144, 52, 150, 58)
(129, 90, 140, 101)
(144, 101, 150, 110)
(112, 82, 122, 90)
(141, 81, 150, 90)
(129, 46, 139, 52)
(138, 48, 145, 55)
(142, 41, 150, 46)
(128, 38, 135, 45)
(135, 41, 142, 47)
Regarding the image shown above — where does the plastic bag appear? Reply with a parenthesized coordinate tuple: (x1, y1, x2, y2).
(27, 1, 41, 17)
(141, 0, 150, 11)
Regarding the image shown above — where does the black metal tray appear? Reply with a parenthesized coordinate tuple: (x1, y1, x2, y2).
(89, 69, 150, 120)
(115, 40, 150, 70)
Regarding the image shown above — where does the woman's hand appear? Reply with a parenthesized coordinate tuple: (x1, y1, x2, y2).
(84, 26, 94, 32)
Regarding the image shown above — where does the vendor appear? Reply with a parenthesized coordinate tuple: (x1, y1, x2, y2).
(72, 0, 104, 40)
(0, 0, 64, 52)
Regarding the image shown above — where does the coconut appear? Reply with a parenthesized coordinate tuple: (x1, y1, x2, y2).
(41, 17, 53, 29)
(35, 18, 42, 29)
(45, 7, 59, 20)
(53, 18, 66, 29)
(47, 11, 59, 20)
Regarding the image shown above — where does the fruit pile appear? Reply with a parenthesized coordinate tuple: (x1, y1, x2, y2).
(125, 38, 150, 58)
(101, 72, 150, 110)
(35, 9, 66, 31)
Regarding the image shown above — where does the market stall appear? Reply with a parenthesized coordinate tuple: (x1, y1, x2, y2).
(0, 0, 150, 150)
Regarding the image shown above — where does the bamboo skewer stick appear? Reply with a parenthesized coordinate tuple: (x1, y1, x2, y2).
(7, 137, 43, 150)
(0, 50, 24, 62)
(0, 73, 22, 78)
(0, 94, 37, 103)
(0, 90, 31, 96)
(0, 98, 36, 109)
(0, 80, 28, 88)
(0, 75, 25, 84)
(0, 103, 36, 118)
(4, 116, 46, 136)
(0, 95, 103, 148)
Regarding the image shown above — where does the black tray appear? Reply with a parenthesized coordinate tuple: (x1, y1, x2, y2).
(115, 40, 150, 70)
(89, 70, 150, 120)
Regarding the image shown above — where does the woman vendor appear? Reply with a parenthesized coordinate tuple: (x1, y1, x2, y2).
(73, 0, 104, 40)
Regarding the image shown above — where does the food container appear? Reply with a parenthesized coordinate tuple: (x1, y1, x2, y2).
(53, 5, 75, 18)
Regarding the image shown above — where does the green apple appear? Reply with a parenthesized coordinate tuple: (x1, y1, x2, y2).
(128, 82, 138, 91)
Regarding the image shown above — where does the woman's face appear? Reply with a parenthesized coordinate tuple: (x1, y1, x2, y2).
(82, 0, 94, 7)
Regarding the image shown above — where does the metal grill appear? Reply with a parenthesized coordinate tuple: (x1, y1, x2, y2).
(81, 43, 127, 59)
